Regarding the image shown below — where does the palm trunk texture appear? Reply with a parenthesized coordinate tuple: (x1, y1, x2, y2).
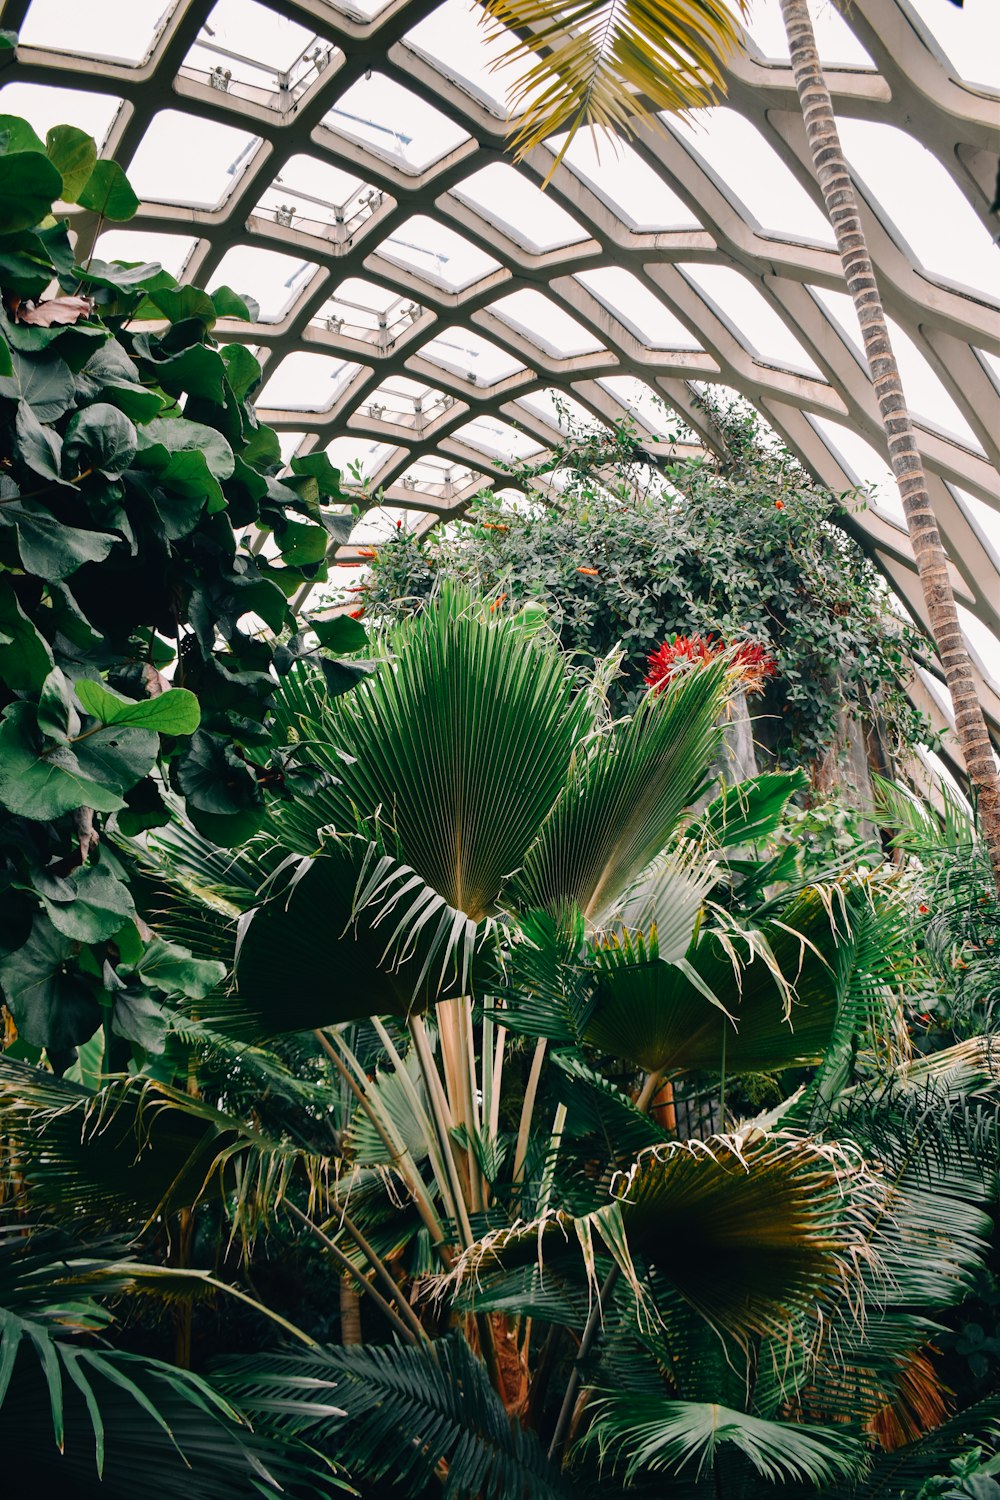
(779, 0, 1000, 892)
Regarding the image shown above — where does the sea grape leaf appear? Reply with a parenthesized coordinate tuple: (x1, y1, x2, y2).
(75, 678, 200, 735)
(44, 124, 96, 203)
(0, 914, 101, 1050)
(77, 159, 139, 221)
(63, 402, 137, 477)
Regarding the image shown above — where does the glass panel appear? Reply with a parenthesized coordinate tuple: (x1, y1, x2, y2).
(405, 0, 532, 112)
(324, 436, 399, 487)
(95, 230, 198, 280)
(904, 0, 1000, 90)
(490, 289, 603, 357)
(452, 162, 586, 251)
(811, 285, 980, 446)
(599, 376, 690, 438)
(837, 118, 1000, 299)
(576, 268, 700, 348)
(185, 0, 319, 96)
(20, 0, 169, 64)
(419, 329, 525, 384)
(810, 415, 902, 518)
(452, 416, 543, 461)
(126, 110, 259, 208)
(209, 246, 315, 320)
(0, 82, 121, 147)
(743, 0, 874, 67)
(258, 352, 361, 410)
(515, 388, 602, 433)
(381, 216, 501, 290)
(551, 129, 701, 231)
(668, 108, 834, 244)
(680, 264, 822, 374)
(325, 73, 469, 171)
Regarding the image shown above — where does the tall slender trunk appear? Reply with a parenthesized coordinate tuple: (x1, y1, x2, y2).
(778, 0, 1000, 892)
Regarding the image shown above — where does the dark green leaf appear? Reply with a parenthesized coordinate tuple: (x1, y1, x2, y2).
(4, 498, 116, 579)
(0, 115, 45, 153)
(0, 703, 150, 819)
(44, 125, 96, 203)
(14, 400, 64, 481)
(0, 915, 100, 1050)
(148, 285, 217, 327)
(77, 159, 139, 221)
(38, 860, 136, 943)
(309, 614, 367, 653)
(0, 348, 76, 420)
(0, 581, 53, 691)
(134, 938, 225, 1000)
(290, 451, 345, 498)
(62, 403, 137, 478)
(0, 152, 62, 233)
(210, 286, 254, 321)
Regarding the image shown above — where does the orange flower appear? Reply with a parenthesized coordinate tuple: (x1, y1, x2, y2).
(481, 521, 509, 532)
(489, 594, 508, 612)
(576, 566, 599, 576)
(358, 546, 378, 559)
(918, 903, 930, 915)
(349, 607, 365, 619)
(774, 499, 785, 510)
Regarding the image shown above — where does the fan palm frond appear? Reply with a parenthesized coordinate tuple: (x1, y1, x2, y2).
(581, 1392, 865, 1484)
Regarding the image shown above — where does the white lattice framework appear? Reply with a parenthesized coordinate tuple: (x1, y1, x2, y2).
(1, 0, 998, 750)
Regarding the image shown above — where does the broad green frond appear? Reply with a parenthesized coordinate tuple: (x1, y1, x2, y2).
(581, 1393, 865, 1484)
(513, 657, 728, 924)
(477, 0, 747, 174)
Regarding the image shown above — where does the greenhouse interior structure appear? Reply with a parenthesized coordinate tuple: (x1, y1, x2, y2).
(1, 0, 1000, 1493)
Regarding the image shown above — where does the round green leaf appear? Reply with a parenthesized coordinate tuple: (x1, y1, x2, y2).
(0, 581, 54, 691)
(63, 402, 137, 478)
(77, 159, 140, 222)
(0, 702, 126, 819)
(45, 124, 97, 203)
(0, 114, 46, 154)
(0, 348, 76, 421)
(39, 861, 136, 943)
(0, 914, 100, 1051)
(0, 151, 62, 234)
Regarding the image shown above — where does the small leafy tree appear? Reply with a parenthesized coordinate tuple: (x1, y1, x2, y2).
(362, 401, 930, 773)
(0, 114, 366, 1066)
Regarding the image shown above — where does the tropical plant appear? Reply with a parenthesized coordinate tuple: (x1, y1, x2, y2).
(361, 398, 930, 774)
(0, 112, 371, 1065)
(1, 591, 987, 1495)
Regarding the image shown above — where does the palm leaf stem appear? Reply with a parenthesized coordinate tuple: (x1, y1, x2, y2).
(513, 1038, 549, 1186)
(547, 1064, 664, 1461)
(370, 1016, 471, 1247)
(314, 1029, 448, 1259)
(407, 1013, 504, 1392)
(323, 1203, 431, 1347)
(284, 1202, 420, 1347)
(408, 1014, 476, 1249)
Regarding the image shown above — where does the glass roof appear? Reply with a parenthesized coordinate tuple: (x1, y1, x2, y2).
(3, 0, 998, 730)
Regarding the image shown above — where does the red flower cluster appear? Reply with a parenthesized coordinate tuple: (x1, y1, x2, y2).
(645, 634, 776, 696)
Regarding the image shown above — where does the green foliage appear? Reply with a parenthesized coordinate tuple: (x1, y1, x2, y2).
(364, 399, 929, 769)
(0, 115, 368, 1060)
(213, 1336, 569, 1499)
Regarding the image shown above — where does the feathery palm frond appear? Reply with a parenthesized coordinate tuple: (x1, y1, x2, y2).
(580, 1392, 866, 1484)
(477, 0, 746, 174)
(0, 1058, 330, 1244)
(214, 1335, 569, 1500)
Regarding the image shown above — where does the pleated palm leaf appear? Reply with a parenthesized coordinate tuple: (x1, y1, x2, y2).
(234, 587, 730, 1032)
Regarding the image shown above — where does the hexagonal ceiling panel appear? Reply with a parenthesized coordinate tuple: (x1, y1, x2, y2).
(1, 0, 998, 737)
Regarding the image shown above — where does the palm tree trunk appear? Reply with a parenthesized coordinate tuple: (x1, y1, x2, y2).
(778, 0, 1000, 892)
